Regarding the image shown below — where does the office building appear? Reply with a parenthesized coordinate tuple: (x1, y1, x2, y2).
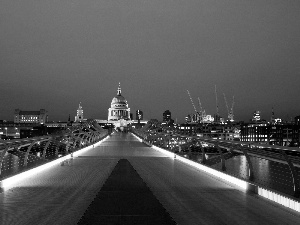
(14, 109, 48, 124)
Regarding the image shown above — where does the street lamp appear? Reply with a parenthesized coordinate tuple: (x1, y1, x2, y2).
(5, 127, 7, 136)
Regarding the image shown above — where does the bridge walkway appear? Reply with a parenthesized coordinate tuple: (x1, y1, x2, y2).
(0, 132, 299, 224)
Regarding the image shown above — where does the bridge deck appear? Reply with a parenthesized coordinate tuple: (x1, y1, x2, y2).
(0, 133, 299, 224)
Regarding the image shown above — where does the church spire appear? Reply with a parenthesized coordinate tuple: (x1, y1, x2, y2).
(75, 102, 83, 122)
(117, 82, 121, 96)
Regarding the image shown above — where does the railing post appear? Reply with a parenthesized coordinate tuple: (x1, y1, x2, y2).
(24, 140, 39, 167)
(55, 142, 60, 157)
(216, 145, 226, 171)
(42, 139, 52, 160)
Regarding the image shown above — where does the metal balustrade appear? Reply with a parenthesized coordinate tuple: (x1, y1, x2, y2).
(131, 128, 300, 198)
(0, 120, 110, 181)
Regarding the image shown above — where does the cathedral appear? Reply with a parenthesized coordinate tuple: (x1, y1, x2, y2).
(95, 83, 147, 129)
(107, 83, 131, 129)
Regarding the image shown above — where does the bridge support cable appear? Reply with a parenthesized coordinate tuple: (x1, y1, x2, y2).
(278, 149, 300, 198)
(80, 134, 87, 146)
(24, 139, 49, 167)
(42, 140, 52, 160)
(86, 132, 94, 144)
(84, 133, 91, 144)
(54, 142, 61, 158)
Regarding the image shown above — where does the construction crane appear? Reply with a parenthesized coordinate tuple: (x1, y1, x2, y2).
(223, 93, 235, 122)
(215, 85, 219, 118)
(223, 93, 229, 118)
(197, 97, 203, 115)
(187, 90, 198, 123)
(229, 96, 235, 122)
(187, 90, 197, 113)
(197, 97, 205, 123)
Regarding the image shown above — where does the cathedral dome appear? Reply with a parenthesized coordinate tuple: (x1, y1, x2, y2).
(111, 95, 127, 104)
(110, 83, 128, 106)
(108, 83, 131, 121)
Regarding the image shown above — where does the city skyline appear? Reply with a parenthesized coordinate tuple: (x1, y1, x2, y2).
(1, 1, 300, 122)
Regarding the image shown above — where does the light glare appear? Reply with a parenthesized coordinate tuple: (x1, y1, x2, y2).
(1, 135, 109, 192)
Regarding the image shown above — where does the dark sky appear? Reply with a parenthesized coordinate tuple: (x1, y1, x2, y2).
(1, 1, 300, 123)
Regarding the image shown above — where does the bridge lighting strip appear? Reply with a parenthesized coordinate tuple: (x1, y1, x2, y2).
(0, 135, 110, 192)
(132, 133, 300, 213)
(131, 133, 175, 158)
(132, 133, 143, 142)
(132, 132, 247, 189)
(151, 145, 176, 158)
(258, 187, 300, 212)
(175, 154, 248, 190)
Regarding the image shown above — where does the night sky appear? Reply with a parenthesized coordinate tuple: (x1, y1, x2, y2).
(1, 1, 300, 123)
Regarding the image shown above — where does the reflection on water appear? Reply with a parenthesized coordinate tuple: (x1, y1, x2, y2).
(176, 152, 295, 196)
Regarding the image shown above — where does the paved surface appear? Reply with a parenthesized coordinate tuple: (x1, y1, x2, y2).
(0, 132, 300, 224)
(78, 159, 175, 224)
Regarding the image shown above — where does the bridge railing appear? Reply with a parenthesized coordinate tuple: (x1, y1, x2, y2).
(131, 128, 300, 199)
(0, 120, 109, 182)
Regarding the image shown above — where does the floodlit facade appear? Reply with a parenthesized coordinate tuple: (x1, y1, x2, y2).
(14, 109, 48, 124)
(241, 124, 300, 146)
(75, 102, 84, 122)
(108, 83, 130, 121)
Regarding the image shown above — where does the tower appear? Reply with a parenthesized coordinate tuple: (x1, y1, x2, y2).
(136, 110, 143, 120)
(271, 107, 275, 124)
(163, 110, 171, 122)
(75, 102, 84, 122)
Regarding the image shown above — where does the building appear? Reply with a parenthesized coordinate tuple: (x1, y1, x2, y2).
(74, 102, 84, 122)
(178, 123, 241, 141)
(108, 83, 130, 121)
(107, 83, 131, 130)
(295, 115, 300, 125)
(162, 110, 174, 126)
(14, 109, 48, 124)
(252, 110, 261, 122)
(163, 110, 171, 122)
(241, 123, 300, 146)
(136, 110, 143, 120)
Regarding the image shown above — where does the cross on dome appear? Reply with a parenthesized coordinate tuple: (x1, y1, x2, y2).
(117, 82, 122, 96)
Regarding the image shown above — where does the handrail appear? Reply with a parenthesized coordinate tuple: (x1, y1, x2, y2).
(0, 121, 109, 181)
(131, 128, 300, 198)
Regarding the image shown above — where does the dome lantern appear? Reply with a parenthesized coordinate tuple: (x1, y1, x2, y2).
(117, 82, 121, 96)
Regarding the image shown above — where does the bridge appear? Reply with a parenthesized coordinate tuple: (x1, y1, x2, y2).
(0, 122, 300, 224)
